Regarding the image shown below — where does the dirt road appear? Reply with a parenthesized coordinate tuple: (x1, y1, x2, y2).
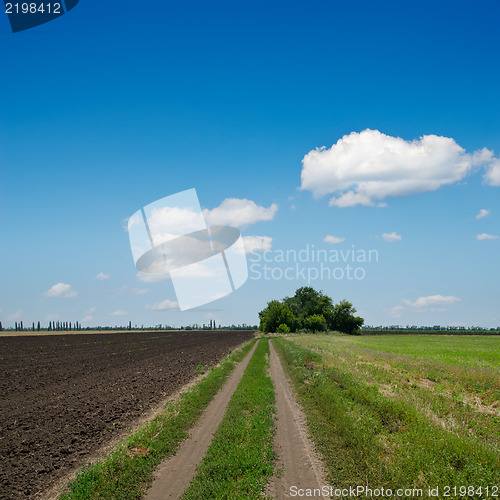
(144, 341, 259, 499)
(267, 340, 331, 499)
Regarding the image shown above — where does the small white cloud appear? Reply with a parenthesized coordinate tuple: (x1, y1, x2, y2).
(476, 233, 499, 240)
(43, 283, 77, 298)
(476, 209, 490, 220)
(8, 310, 23, 321)
(243, 235, 272, 253)
(329, 191, 376, 208)
(96, 272, 110, 280)
(131, 288, 148, 295)
(203, 198, 278, 227)
(137, 272, 171, 283)
(85, 307, 96, 314)
(301, 129, 500, 207)
(146, 299, 179, 311)
(388, 295, 461, 317)
(324, 235, 345, 244)
(110, 310, 128, 316)
(382, 232, 402, 242)
(82, 315, 93, 323)
(387, 304, 405, 318)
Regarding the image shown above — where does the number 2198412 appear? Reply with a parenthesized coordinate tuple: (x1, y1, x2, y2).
(5, 3, 62, 14)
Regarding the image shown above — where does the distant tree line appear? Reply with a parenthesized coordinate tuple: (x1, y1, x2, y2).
(0, 319, 257, 332)
(363, 325, 500, 335)
(259, 287, 364, 335)
(0, 320, 84, 332)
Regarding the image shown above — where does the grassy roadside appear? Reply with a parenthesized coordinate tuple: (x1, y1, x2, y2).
(58, 339, 256, 500)
(273, 336, 499, 495)
(181, 339, 276, 499)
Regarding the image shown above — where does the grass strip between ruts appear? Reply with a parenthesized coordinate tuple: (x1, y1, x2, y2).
(181, 338, 276, 499)
(58, 339, 256, 500)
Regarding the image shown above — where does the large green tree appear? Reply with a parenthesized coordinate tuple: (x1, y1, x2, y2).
(302, 313, 327, 333)
(259, 300, 297, 333)
(330, 299, 364, 334)
(284, 287, 334, 328)
(258, 288, 364, 334)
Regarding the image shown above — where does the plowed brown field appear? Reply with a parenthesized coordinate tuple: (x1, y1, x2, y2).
(0, 330, 253, 498)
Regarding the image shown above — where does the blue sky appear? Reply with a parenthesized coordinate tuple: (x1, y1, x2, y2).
(1, 0, 499, 328)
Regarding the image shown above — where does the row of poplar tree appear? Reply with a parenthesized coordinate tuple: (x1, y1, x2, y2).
(0, 321, 83, 332)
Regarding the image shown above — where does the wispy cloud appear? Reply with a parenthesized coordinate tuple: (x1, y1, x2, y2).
(475, 209, 490, 220)
(43, 283, 77, 298)
(137, 272, 171, 283)
(146, 299, 179, 311)
(110, 310, 128, 316)
(382, 232, 402, 242)
(324, 235, 345, 244)
(8, 310, 23, 321)
(476, 233, 499, 240)
(96, 272, 110, 280)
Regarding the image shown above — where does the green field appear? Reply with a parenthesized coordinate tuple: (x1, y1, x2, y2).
(274, 334, 499, 497)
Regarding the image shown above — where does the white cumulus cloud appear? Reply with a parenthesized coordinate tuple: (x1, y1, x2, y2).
(300, 129, 500, 207)
(43, 283, 77, 298)
(382, 232, 402, 242)
(96, 272, 110, 280)
(388, 295, 461, 317)
(476, 209, 491, 219)
(146, 299, 179, 311)
(243, 235, 272, 253)
(324, 235, 345, 244)
(476, 233, 499, 240)
(145, 206, 206, 245)
(204, 198, 278, 227)
(484, 158, 500, 186)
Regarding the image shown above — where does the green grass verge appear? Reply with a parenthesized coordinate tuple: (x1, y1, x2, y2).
(181, 339, 276, 499)
(273, 336, 499, 496)
(59, 339, 256, 500)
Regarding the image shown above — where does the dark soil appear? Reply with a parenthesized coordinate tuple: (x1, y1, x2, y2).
(0, 330, 253, 499)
